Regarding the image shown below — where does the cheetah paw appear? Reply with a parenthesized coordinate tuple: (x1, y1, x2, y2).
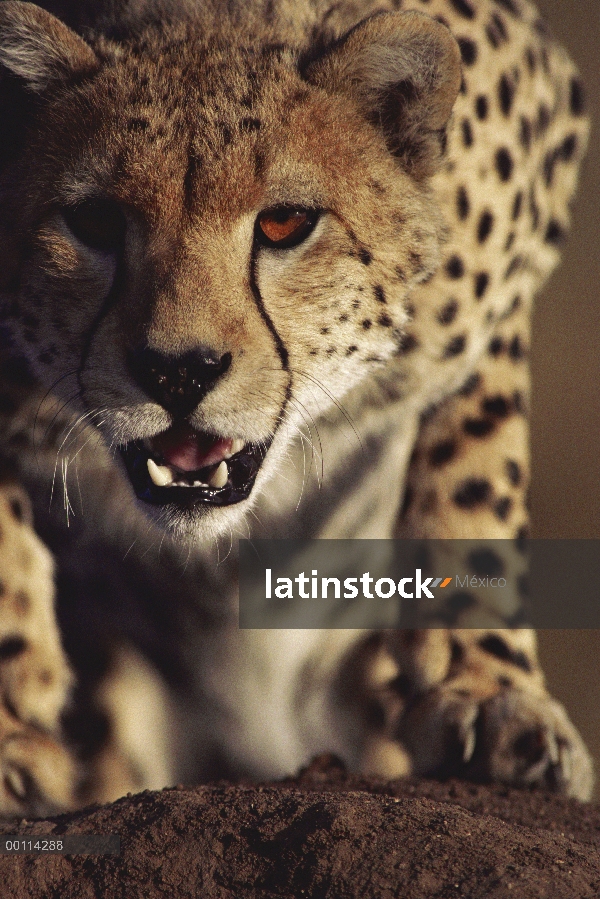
(398, 685, 594, 801)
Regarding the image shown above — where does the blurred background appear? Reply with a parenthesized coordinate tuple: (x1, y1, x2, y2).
(528, 0, 600, 793)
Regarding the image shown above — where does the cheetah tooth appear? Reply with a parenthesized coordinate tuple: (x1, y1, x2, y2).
(208, 461, 228, 489)
(147, 458, 174, 487)
(225, 438, 245, 459)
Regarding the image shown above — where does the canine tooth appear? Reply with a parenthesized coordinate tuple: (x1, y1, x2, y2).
(147, 458, 174, 487)
(208, 461, 228, 489)
(230, 438, 245, 455)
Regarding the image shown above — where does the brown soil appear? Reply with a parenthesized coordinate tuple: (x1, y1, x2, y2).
(1, 758, 600, 898)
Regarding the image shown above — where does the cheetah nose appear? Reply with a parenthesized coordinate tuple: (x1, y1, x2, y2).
(127, 345, 232, 418)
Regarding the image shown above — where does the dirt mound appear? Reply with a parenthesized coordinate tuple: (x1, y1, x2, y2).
(2, 760, 599, 898)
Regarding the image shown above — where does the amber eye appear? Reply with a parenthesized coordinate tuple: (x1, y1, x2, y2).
(63, 198, 126, 253)
(255, 207, 320, 249)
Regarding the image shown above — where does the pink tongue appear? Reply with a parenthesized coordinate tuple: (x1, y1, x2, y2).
(151, 424, 232, 472)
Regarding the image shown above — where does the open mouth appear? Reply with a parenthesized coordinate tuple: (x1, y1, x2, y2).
(120, 422, 268, 508)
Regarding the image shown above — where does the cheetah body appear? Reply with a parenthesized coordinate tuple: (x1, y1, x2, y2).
(0, 0, 593, 810)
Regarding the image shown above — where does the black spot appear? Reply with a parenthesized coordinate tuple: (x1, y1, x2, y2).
(374, 286, 386, 305)
(495, 0, 521, 16)
(400, 485, 414, 518)
(468, 548, 505, 578)
(495, 147, 514, 181)
(478, 635, 532, 672)
(239, 117, 261, 131)
(462, 119, 474, 148)
(477, 210, 494, 244)
(498, 73, 515, 115)
(504, 294, 521, 318)
(570, 77, 585, 116)
(516, 525, 529, 552)
(378, 313, 393, 327)
(359, 248, 373, 265)
(525, 47, 536, 73)
(326, 347, 337, 355)
(0, 636, 26, 661)
(519, 115, 532, 152)
(504, 232, 516, 252)
(320, 327, 330, 335)
(512, 191, 523, 221)
(346, 345, 358, 356)
(126, 116, 149, 132)
(475, 272, 490, 299)
(475, 95, 489, 120)
(513, 390, 525, 414)
(536, 103, 551, 135)
(446, 255, 465, 279)
(443, 334, 466, 359)
(362, 319, 372, 330)
(486, 12, 508, 48)
(339, 313, 349, 323)
(545, 220, 565, 245)
(498, 675, 512, 688)
(430, 440, 457, 467)
(458, 372, 481, 397)
(509, 334, 525, 360)
(457, 186, 470, 220)
(0, 580, 4, 596)
(529, 187, 540, 230)
(395, 266, 406, 282)
(438, 299, 459, 325)
(482, 395, 510, 417)
(559, 133, 578, 162)
(506, 459, 522, 486)
(397, 333, 419, 354)
(409, 250, 425, 273)
(543, 149, 557, 187)
(454, 478, 491, 508)
(457, 37, 478, 66)
(449, 0, 476, 18)
(464, 417, 495, 438)
(504, 255, 523, 280)
(451, 639, 464, 664)
(9, 497, 25, 522)
(494, 496, 513, 521)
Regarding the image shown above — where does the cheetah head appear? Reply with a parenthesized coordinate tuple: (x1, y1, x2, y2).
(0, 1, 460, 536)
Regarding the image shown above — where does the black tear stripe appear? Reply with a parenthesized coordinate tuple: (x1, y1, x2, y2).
(249, 248, 293, 425)
(77, 253, 128, 411)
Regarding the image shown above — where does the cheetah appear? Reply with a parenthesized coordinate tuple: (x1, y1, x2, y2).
(0, 0, 593, 814)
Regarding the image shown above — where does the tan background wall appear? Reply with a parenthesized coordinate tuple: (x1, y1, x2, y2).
(526, 0, 600, 791)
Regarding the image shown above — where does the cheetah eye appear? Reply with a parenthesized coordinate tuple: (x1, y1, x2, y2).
(255, 207, 320, 249)
(62, 198, 126, 253)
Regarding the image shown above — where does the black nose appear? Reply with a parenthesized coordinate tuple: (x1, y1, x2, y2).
(127, 345, 232, 418)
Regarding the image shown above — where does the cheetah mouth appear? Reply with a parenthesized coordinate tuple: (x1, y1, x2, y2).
(120, 422, 267, 508)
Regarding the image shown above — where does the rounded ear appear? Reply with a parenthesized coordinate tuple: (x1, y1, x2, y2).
(303, 11, 462, 178)
(0, 1, 99, 93)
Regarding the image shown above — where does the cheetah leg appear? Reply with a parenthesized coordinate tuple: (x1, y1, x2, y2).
(358, 305, 593, 799)
(0, 474, 77, 815)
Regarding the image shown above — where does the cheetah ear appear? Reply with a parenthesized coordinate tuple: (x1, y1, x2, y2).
(303, 11, 462, 178)
(0, 1, 98, 93)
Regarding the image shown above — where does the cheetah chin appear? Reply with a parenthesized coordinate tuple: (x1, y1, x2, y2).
(120, 422, 270, 509)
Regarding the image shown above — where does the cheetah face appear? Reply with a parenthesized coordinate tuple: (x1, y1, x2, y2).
(0, 3, 460, 534)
